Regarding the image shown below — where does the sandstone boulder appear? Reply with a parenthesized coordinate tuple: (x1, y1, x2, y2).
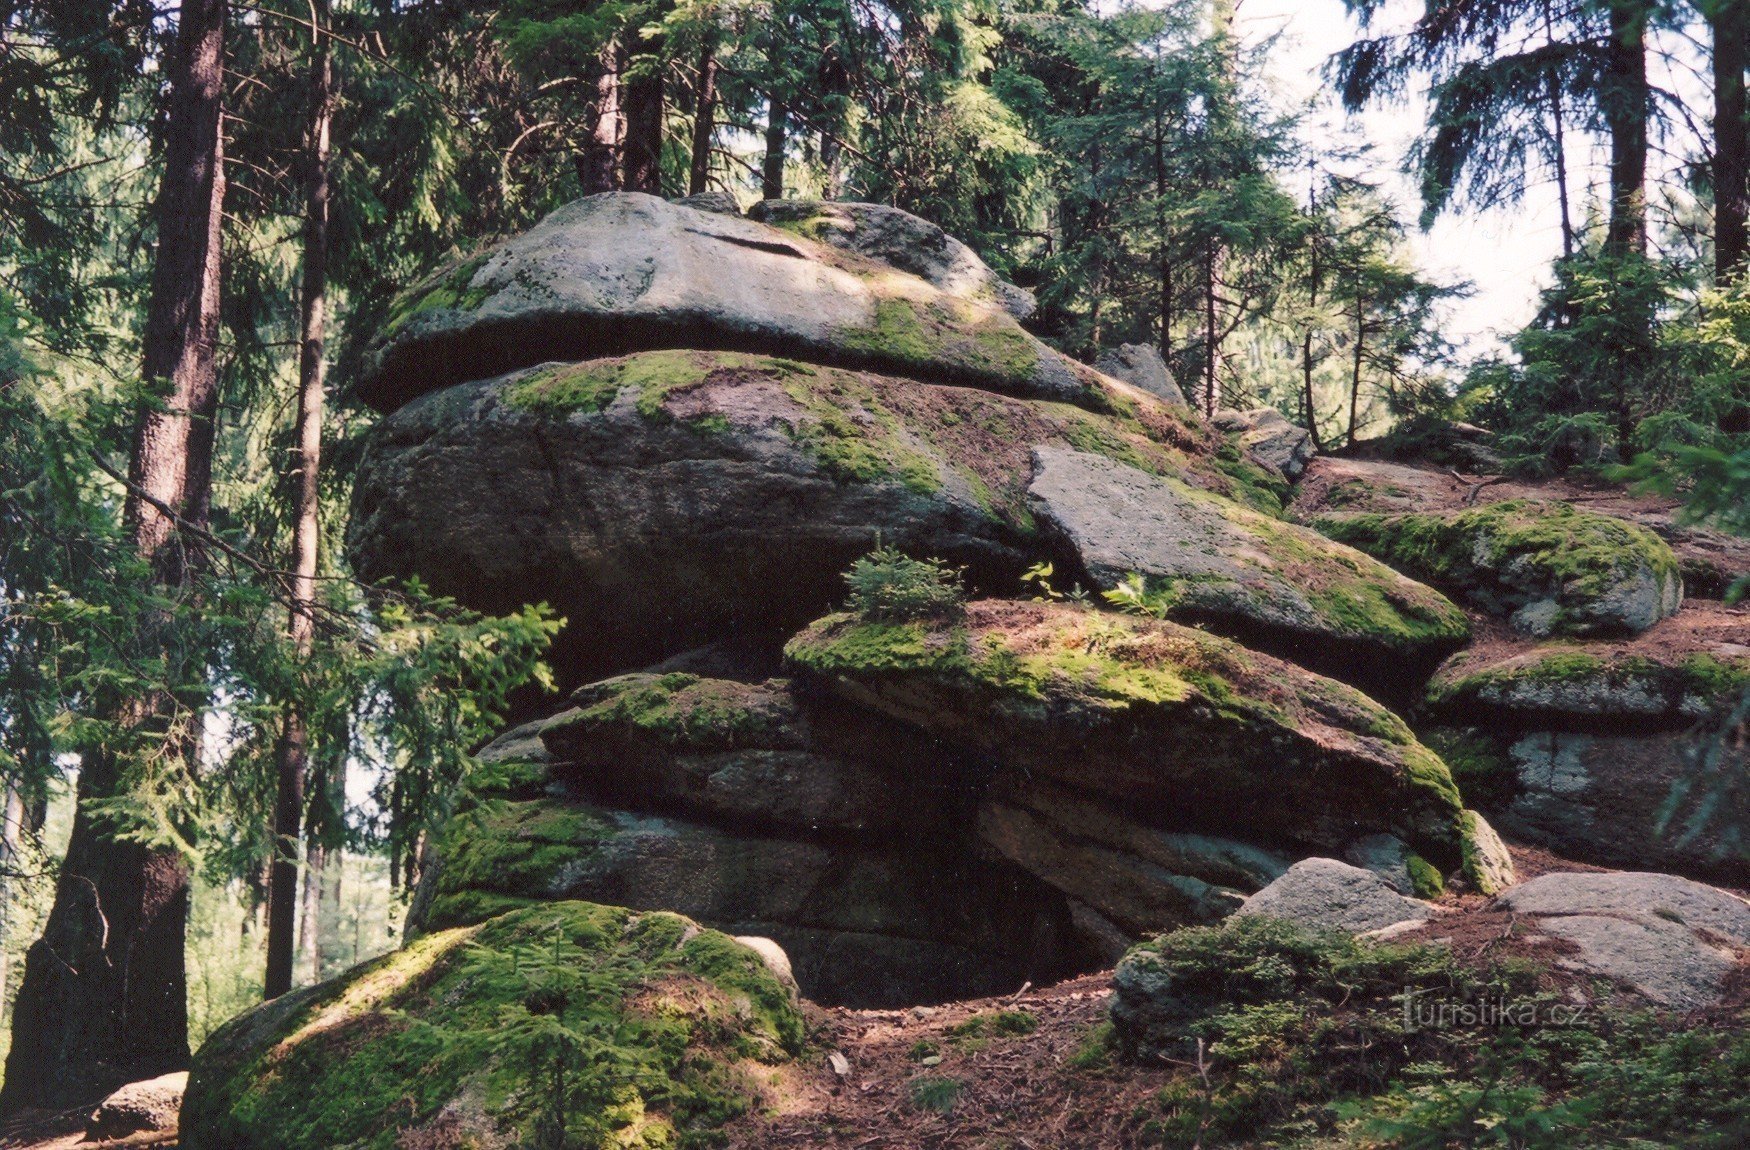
(1026, 446, 1470, 688)
(1095, 343, 1186, 406)
(1213, 406, 1316, 484)
(360, 193, 1089, 412)
(1498, 872, 1750, 1007)
(1315, 499, 1683, 637)
(784, 600, 1477, 874)
(348, 350, 1220, 678)
(87, 1071, 187, 1140)
(1233, 858, 1436, 935)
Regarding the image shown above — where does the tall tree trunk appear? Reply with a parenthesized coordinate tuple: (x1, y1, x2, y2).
(1713, 0, 1749, 282)
(762, 95, 788, 200)
(296, 840, 325, 984)
(578, 42, 623, 195)
(688, 40, 718, 195)
(623, 35, 665, 194)
(1, 0, 226, 1112)
(265, 0, 331, 1001)
(1603, 0, 1650, 258)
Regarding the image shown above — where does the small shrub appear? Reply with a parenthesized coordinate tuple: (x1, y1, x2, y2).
(908, 1076, 963, 1114)
(843, 545, 965, 621)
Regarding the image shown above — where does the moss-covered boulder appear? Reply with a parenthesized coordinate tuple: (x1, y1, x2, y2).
(348, 349, 1240, 680)
(1027, 447, 1469, 689)
(359, 192, 1108, 413)
(1314, 499, 1683, 637)
(180, 902, 803, 1150)
(783, 600, 1476, 877)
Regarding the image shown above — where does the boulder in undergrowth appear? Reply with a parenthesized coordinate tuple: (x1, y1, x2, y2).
(1095, 343, 1186, 406)
(1315, 499, 1683, 637)
(1026, 446, 1470, 689)
(88, 1071, 186, 1140)
(1497, 872, 1750, 1008)
(180, 903, 803, 1150)
(1212, 406, 1316, 484)
(783, 599, 1477, 874)
(1233, 858, 1436, 935)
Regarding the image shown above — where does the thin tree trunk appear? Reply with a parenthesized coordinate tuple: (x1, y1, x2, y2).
(1603, 0, 1650, 258)
(578, 42, 623, 195)
(0, 784, 24, 1026)
(763, 95, 788, 200)
(688, 40, 718, 195)
(623, 34, 664, 195)
(1713, 0, 1749, 282)
(1203, 244, 1220, 416)
(265, 0, 330, 1002)
(1, 0, 225, 1112)
(1348, 295, 1366, 450)
(296, 840, 324, 984)
(1544, 1, 1575, 259)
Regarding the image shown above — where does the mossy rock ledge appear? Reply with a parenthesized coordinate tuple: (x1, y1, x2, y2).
(180, 902, 804, 1150)
(783, 600, 1485, 894)
(347, 349, 1238, 682)
(1314, 499, 1683, 638)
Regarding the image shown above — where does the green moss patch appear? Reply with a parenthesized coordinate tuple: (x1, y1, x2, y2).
(1427, 642, 1750, 721)
(182, 902, 805, 1150)
(416, 798, 615, 931)
(382, 252, 492, 338)
(1316, 500, 1681, 635)
(550, 672, 793, 751)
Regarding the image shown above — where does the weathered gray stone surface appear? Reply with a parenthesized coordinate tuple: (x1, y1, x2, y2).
(362, 193, 1091, 412)
(1499, 872, 1750, 1007)
(349, 353, 1220, 679)
(749, 198, 1036, 320)
(1213, 407, 1316, 483)
(673, 190, 741, 215)
(1096, 343, 1186, 406)
(1343, 834, 1424, 895)
(1234, 858, 1435, 934)
(1025, 446, 1469, 679)
(1463, 810, 1518, 895)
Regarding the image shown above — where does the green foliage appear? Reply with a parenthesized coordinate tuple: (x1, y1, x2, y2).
(947, 1009, 1038, 1041)
(843, 546, 966, 622)
(1114, 917, 1750, 1147)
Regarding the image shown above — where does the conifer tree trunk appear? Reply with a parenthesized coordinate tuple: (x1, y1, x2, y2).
(296, 840, 324, 983)
(689, 41, 718, 195)
(763, 96, 788, 200)
(1603, 0, 1650, 257)
(1713, 0, 1749, 282)
(265, 0, 331, 1001)
(623, 36, 665, 194)
(579, 42, 624, 194)
(1, 0, 226, 1111)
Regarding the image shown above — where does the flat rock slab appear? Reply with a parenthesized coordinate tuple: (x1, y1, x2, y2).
(359, 192, 1100, 412)
(1498, 871, 1750, 1008)
(1027, 446, 1469, 683)
(1234, 858, 1435, 935)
